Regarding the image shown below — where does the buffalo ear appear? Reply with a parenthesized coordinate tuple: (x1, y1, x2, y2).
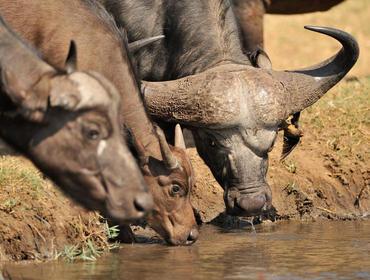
(127, 127, 149, 168)
(249, 48, 272, 70)
(1, 68, 53, 123)
(65, 41, 77, 74)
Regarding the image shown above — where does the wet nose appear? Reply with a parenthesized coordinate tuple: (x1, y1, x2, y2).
(186, 227, 199, 245)
(134, 192, 154, 213)
(237, 194, 267, 215)
(226, 185, 272, 216)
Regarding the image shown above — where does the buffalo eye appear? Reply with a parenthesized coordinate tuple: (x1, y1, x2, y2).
(209, 140, 216, 147)
(82, 123, 102, 141)
(87, 129, 100, 140)
(170, 184, 184, 197)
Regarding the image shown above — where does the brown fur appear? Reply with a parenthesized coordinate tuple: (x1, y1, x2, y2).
(0, 0, 197, 245)
(0, 16, 150, 224)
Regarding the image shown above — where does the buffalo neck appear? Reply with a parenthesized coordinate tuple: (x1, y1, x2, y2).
(0, 0, 163, 160)
(162, 0, 249, 78)
(102, 45, 163, 160)
(102, 0, 249, 80)
(76, 1, 164, 160)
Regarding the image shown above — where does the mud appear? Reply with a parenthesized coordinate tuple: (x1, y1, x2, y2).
(0, 143, 108, 262)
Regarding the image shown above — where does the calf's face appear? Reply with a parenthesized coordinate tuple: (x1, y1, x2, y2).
(145, 147, 198, 245)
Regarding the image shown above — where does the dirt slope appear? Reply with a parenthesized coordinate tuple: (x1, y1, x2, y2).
(0, 0, 368, 262)
(0, 150, 109, 262)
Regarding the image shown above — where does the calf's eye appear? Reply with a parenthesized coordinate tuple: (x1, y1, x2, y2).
(172, 184, 180, 193)
(170, 184, 182, 196)
(87, 129, 100, 140)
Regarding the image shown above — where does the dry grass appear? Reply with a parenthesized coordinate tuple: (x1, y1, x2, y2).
(0, 156, 46, 211)
(301, 77, 369, 163)
(0, 152, 114, 262)
(265, 0, 369, 164)
(265, 0, 370, 78)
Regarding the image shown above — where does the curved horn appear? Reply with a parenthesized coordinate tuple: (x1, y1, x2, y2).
(274, 26, 359, 117)
(154, 125, 179, 170)
(249, 48, 272, 70)
(143, 26, 358, 127)
(142, 70, 244, 128)
(174, 124, 186, 149)
(128, 35, 165, 53)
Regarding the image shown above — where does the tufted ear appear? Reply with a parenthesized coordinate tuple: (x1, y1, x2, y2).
(64, 41, 77, 74)
(48, 71, 114, 113)
(249, 48, 272, 70)
(0, 16, 56, 122)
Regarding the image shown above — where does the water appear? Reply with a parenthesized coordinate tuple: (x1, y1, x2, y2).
(2, 221, 370, 280)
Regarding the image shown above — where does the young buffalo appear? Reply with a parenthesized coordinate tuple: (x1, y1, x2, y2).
(0, 16, 152, 224)
(0, 0, 198, 245)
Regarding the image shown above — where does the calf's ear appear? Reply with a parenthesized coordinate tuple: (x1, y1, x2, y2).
(1, 67, 54, 123)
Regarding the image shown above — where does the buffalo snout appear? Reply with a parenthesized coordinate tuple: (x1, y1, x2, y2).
(225, 184, 272, 216)
(167, 225, 199, 246)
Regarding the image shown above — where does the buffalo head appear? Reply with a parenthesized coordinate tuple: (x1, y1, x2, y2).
(0, 17, 153, 223)
(132, 124, 198, 245)
(141, 26, 359, 216)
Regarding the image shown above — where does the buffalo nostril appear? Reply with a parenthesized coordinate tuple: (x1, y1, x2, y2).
(187, 228, 199, 243)
(238, 194, 266, 213)
(134, 193, 154, 213)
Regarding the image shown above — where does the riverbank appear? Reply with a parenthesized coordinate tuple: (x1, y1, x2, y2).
(0, 0, 368, 262)
(0, 153, 112, 262)
(1, 76, 367, 261)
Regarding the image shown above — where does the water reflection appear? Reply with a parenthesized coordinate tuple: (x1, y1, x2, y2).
(2, 221, 370, 280)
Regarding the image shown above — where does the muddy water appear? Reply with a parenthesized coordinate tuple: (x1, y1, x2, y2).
(2, 221, 370, 280)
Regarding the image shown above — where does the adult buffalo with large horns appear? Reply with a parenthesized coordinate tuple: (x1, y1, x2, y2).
(101, 0, 359, 216)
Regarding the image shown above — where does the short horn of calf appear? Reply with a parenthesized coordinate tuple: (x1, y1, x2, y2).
(142, 26, 358, 128)
(175, 124, 186, 150)
(155, 125, 179, 170)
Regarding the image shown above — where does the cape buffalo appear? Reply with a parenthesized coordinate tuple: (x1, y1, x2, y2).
(100, 0, 358, 217)
(0, 0, 198, 245)
(0, 16, 152, 224)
